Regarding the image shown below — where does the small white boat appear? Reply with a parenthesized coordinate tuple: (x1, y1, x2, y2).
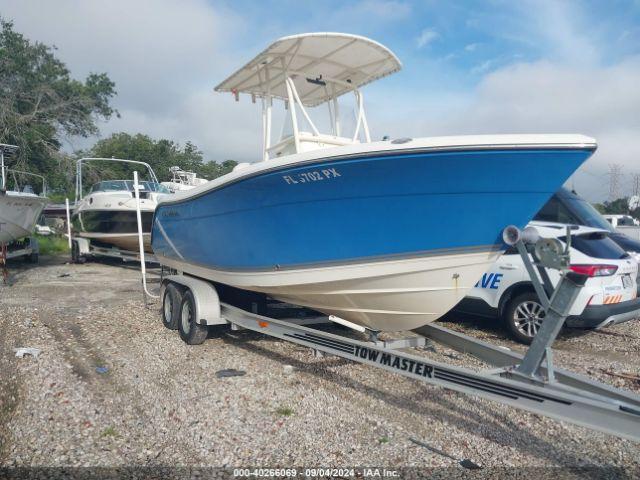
(0, 144, 48, 245)
(72, 158, 170, 252)
(161, 166, 208, 192)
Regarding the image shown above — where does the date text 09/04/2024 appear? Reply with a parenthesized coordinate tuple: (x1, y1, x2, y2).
(233, 467, 400, 477)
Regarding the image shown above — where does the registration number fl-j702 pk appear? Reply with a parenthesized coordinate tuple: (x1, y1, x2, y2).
(282, 167, 341, 185)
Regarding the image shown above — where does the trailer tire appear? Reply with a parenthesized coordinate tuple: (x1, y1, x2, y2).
(161, 283, 183, 330)
(502, 291, 545, 345)
(178, 290, 208, 345)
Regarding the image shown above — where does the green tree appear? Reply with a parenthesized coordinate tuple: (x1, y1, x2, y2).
(0, 19, 117, 194)
(600, 197, 631, 215)
(86, 132, 236, 185)
(592, 203, 607, 214)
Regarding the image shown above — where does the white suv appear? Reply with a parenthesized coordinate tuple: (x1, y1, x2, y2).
(454, 221, 640, 344)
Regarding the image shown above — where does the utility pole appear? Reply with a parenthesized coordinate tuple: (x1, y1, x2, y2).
(630, 173, 640, 215)
(632, 173, 640, 198)
(607, 164, 623, 201)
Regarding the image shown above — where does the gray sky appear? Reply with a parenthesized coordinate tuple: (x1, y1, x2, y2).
(2, 0, 640, 202)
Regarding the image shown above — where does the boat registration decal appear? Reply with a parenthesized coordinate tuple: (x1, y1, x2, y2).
(162, 209, 180, 218)
(282, 168, 341, 185)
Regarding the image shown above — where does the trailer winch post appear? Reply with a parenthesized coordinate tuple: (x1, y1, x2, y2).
(502, 225, 589, 380)
(515, 270, 586, 378)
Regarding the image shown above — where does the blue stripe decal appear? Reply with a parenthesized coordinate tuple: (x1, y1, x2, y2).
(152, 148, 593, 270)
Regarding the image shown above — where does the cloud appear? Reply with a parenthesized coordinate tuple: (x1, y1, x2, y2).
(331, 0, 412, 24)
(1, 0, 249, 157)
(525, 0, 601, 65)
(350, 0, 412, 20)
(416, 28, 439, 48)
(376, 57, 640, 201)
(460, 0, 603, 66)
(2, 0, 638, 203)
(3, 0, 241, 106)
(471, 59, 496, 74)
(468, 59, 640, 134)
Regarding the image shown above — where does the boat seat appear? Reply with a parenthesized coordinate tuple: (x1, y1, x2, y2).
(267, 132, 356, 158)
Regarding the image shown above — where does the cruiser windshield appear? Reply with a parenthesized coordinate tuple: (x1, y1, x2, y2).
(90, 180, 170, 194)
(90, 180, 129, 192)
(123, 181, 170, 193)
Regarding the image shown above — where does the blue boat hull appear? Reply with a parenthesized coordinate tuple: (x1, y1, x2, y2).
(152, 146, 594, 330)
(153, 147, 593, 269)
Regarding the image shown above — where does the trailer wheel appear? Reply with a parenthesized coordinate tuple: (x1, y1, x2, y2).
(161, 283, 183, 330)
(502, 291, 546, 345)
(178, 290, 208, 345)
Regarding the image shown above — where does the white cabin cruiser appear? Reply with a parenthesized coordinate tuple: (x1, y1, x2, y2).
(0, 144, 49, 246)
(72, 158, 170, 252)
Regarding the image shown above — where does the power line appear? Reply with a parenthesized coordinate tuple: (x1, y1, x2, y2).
(607, 164, 623, 201)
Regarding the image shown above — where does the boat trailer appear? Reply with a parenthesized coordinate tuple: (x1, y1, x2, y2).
(151, 226, 640, 442)
(131, 158, 639, 442)
(69, 235, 157, 265)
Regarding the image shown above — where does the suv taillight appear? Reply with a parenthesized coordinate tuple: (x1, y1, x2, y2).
(570, 264, 618, 277)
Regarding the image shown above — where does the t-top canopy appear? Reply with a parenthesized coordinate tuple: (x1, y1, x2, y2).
(215, 32, 402, 107)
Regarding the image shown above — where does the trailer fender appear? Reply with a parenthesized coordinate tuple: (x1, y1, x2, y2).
(162, 275, 225, 325)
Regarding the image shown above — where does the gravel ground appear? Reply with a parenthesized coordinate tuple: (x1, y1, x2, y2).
(1, 255, 639, 478)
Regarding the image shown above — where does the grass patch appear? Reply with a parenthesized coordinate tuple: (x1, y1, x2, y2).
(275, 406, 294, 416)
(378, 436, 389, 444)
(36, 235, 69, 255)
(100, 426, 118, 438)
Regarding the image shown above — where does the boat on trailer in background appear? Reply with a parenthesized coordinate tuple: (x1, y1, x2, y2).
(0, 144, 49, 268)
(71, 158, 170, 261)
(161, 166, 208, 192)
(151, 32, 596, 332)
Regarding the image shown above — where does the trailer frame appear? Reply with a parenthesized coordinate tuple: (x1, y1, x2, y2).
(70, 236, 157, 264)
(145, 187, 640, 443)
(157, 256, 640, 443)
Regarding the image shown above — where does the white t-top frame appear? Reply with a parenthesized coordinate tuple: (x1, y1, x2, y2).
(215, 33, 402, 162)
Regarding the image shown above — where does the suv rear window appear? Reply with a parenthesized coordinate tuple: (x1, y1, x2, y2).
(560, 232, 629, 260)
(535, 196, 578, 224)
(534, 193, 616, 232)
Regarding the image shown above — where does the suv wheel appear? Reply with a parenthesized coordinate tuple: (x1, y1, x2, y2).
(503, 292, 546, 344)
